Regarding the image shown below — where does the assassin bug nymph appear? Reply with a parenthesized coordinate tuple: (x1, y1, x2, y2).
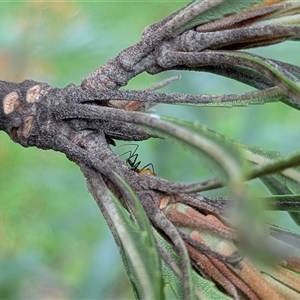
(119, 144, 156, 176)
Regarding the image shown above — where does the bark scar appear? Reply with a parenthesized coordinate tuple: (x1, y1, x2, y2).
(26, 85, 41, 103)
(3, 92, 21, 114)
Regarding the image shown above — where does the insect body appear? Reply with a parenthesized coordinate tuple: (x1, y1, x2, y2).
(138, 168, 156, 176)
(120, 144, 156, 176)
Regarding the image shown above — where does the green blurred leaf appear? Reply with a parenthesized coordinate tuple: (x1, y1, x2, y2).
(264, 195, 300, 212)
(269, 224, 300, 250)
(136, 114, 245, 196)
(241, 145, 300, 195)
(174, 0, 261, 35)
(239, 144, 300, 225)
(262, 175, 300, 226)
(154, 231, 231, 300)
(106, 182, 164, 299)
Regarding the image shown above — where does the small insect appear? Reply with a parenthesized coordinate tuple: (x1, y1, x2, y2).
(119, 144, 156, 176)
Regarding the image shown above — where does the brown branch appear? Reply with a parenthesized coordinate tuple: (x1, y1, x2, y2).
(2, 2, 300, 299)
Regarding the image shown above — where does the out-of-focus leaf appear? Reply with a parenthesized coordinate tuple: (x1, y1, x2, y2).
(238, 144, 300, 225)
(131, 113, 272, 254)
(173, 0, 263, 35)
(241, 145, 300, 195)
(154, 231, 231, 300)
(268, 224, 300, 251)
(264, 175, 300, 226)
(106, 188, 164, 300)
(138, 115, 245, 197)
(264, 195, 300, 212)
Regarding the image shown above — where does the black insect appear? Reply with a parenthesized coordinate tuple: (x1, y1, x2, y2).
(119, 144, 156, 176)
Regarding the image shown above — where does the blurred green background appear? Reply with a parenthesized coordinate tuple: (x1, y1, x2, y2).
(1, 1, 300, 299)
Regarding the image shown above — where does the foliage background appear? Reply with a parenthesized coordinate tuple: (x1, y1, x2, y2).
(0, 1, 300, 299)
